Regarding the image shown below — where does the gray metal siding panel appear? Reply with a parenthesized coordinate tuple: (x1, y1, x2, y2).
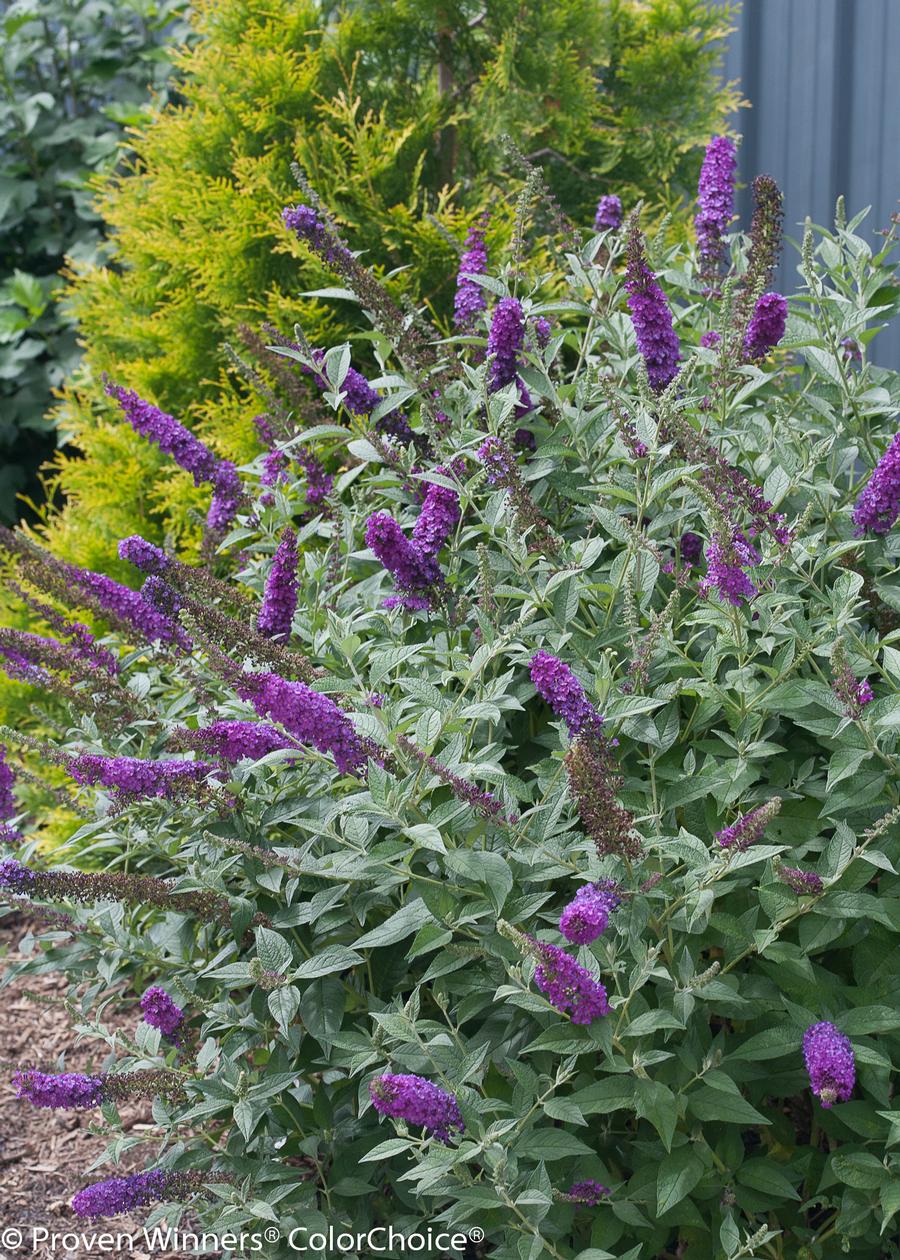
(713, 0, 900, 367)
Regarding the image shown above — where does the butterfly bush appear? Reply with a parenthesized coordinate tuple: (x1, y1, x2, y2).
(1, 157, 900, 1260)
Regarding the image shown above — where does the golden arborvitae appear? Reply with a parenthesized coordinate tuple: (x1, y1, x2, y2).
(33, 0, 739, 574)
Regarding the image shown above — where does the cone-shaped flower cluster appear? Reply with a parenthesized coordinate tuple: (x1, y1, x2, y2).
(743, 292, 787, 361)
(700, 532, 761, 606)
(369, 1073, 464, 1143)
(530, 937, 611, 1024)
(365, 464, 461, 611)
(694, 136, 737, 266)
(0, 744, 18, 842)
(564, 737, 642, 861)
(777, 865, 824, 897)
(140, 987, 185, 1041)
(118, 535, 171, 576)
(716, 798, 781, 851)
(105, 383, 242, 533)
(396, 735, 513, 823)
(831, 640, 874, 718)
(64, 752, 215, 803)
(852, 430, 900, 536)
(74, 569, 188, 649)
(624, 216, 680, 392)
(366, 512, 443, 611)
(257, 527, 299, 641)
(559, 881, 621, 944)
(13, 1070, 104, 1109)
(171, 720, 298, 764)
(72, 1170, 207, 1220)
(282, 204, 350, 267)
(487, 298, 526, 392)
(594, 195, 622, 231)
(562, 1180, 611, 1206)
(0, 857, 230, 922)
(235, 670, 366, 776)
(530, 652, 602, 739)
(803, 1021, 855, 1108)
(453, 219, 489, 330)
(13, 1067, 182, 1109)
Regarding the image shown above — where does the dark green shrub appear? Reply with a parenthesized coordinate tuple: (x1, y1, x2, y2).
(0, 0, 190, 522)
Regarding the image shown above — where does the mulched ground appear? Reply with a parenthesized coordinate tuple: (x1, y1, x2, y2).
(0, 915, 194, 1259)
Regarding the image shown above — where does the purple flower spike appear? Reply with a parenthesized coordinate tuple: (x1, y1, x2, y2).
(365, 511, 443, 610)
(174, 720, 297, 763)
(744, 292, 788, 361)
(140, 987, 185, 1041)
(282, 204, 350, 267)
(716, 798, 780, 851)
(803, 1021, 855, 1108)
(530, 938, 610, 1024)
(74, 570, 189, 649)
(533, 317, 552, 349)
(257, 527, 299, 642)
(680, 531, 703, 566)
(118, 536, 171, 576)
(564, 1179, 610, 1206)
(411, 469, 461, 558)
(700, 532, 761, 606)
(594, 195, 623, 231)
(694, 136, 737, 264)
(852, 430, 900, 536)
(236, 670, 366, 776)
(65, 753, 214, 803)
(13, 1070, 105, 1109)
(530, 651, 602, 739)
(777, 866, 824, 897)
(206, 461, 242, 533)
(559, 881, 621, 944)
(106, 383, 242, 531)
(0, 745, 16, 825)
(624, 218, 680, 392)
(72, 1170, 205, 1220)
(370, 1073, 464, 1143)
(453, 220, 489, 330)
(0, 856, 37, 893)
(487, 298, 525, 392)
(141, 575, 181, 618)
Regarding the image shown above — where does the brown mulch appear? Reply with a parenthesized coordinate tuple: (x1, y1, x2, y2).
(0, 915, 196, 1259)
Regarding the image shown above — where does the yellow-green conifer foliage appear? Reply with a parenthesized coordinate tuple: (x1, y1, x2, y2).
(37, 0, 739, 573)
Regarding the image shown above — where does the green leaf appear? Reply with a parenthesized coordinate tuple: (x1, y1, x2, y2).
(838, 1005, 899, 1034)
(294, 945, 364, 979)
(445, 850, 513, 914)
(359, 1138, 413, 1162)
(635, 1079, 678, 1152)
(880, 1180, 900, 1235)
(736, 1159, 800, 1200)
(298, 978, 344, 1041)
(730, 1025, 801, 1061)
(514, 1128, 593, 1161)
(687, 1086, 770, 1126)
(353, 898, 434, 949)
(268, 985, 300, 1037)
(571, 1078, 636, 1115)
(621, 1009, 685, 1037)
(832, 1152, 889, 1190)
(404, 823, 446, 854)
(656, 1147, 705, 1215)
(254, 926, 294, 974)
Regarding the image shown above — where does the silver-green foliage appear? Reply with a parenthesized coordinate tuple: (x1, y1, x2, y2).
(5, 203, 900, 1259)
